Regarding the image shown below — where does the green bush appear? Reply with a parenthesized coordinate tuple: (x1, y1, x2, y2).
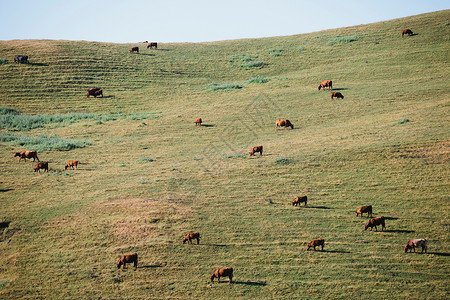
(329, 35, 361, 45)
(229, 54, 258, 63)
(207, 83, 243, 91)
(0, 132, 92, 151)
(137, 156, 155, 162)
(397, 118, 410, 124)
(0, 107, 19, 115)
(246, 76, 270, 84)
(274, 157, 291, 165)
(241, 61, 267, 69)
(0, 58, 7, 65)
(268, 48, 284, 56)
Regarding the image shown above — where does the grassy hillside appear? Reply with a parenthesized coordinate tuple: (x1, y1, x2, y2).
(0, 10, 449, 299)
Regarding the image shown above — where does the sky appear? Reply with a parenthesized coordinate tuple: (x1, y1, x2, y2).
(0, 0, 448, 43)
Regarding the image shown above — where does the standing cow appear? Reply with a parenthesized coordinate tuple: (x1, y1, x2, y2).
(130, 47, 139, 53)
(147, 42, 157, 49)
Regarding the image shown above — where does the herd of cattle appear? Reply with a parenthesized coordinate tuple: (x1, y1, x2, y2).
(11, 28, 425, 283)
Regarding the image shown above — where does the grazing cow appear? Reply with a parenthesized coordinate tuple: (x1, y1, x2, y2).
(210, 267, 233, 283)
(86, 88, 103, 98)
(402, 29, 413, 37)
(14, 55, 28, 64)
(292, 195, 307, 206)
(364, 216, 385, 231)
(195, 118, 202, 126)
(147, 42, 157, 49)
(318, 80, 332, 90)
(117, 253, 138, 269)
(356, 205, 373, 217)
(307, 239, 325, 251)
(34, 162, 48, 173)
(276, 119, 294, 129)
(130, 47, 139, 53)
(143, 41, 148, 43)
(249, 145, 263, 156)
(404, 239, 427, 253)
(14, 150, 39, 162)
(331, 92, 344, 100)
(65, 160, 79, 170)
(182, 232, 200, 244)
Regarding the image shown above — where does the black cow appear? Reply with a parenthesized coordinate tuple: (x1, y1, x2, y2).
(14, 56, 28, 64)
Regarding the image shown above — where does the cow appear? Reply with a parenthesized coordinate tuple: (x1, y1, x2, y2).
(331, 92, 344, 100)
(130, 47, 139, 53)
(65, 160, 79, 170)
(182, 232, 200, 244)
(307, 239, 325, 251)
(14, 150, 39, 162)
(210, 267, 233, 283)
(402, 29, 413, 37)
(356, 205, 372, 217)
(86, 88, 103, 98)
(195, 118, 202, 126)
(404, 239, 427, 253)
(249, 146, 263, 156)
(34, 162, 48, 173)
(117, 253, 138, 269)
(318, 80, 332, 90)
(364, 216, 385, 231)
(147, 42, 157, 49)
(276, 119, 294, 129)
(143, 41, 148, 43)
(14, 55, 28, 64)
(292, 195, 307, 206)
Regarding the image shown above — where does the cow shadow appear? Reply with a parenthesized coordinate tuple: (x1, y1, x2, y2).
(28, 62, 48, 66)
(233, 281, 267, 286)
(139, 53, 155, 56)
(428, 252, 450, 257)
(202, 243, 228, 247)
(322, 249, 351, 254)
(0, 188, 14, 193)
(305, 206, 332, 209)
(383, 217, 399, 220)
(201, 124, 215, 128)
(139, 264, 163, 269)
(331, 88, 347, 91)
(384, 229, 415, 233)
(156, 49, 170, 51)
(103, 95, 115, 99)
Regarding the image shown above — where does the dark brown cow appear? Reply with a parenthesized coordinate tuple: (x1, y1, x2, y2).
(130, 47, 139, 53)
(292, 195, 307, 206)
(143, 41, 148, 43)
(318, 80, 332, 90)
(402, 29, 413, 37)
(65, 160, 79, 170)
(331, 92, 344, 100)
(183, 232, 200, 244)
(276, 119, 294, 129)
(249, 145, 263, 156)
(87, 88, 103, 98)
(117, 253, 138, 269)
(356, 205, 372, 217)
(34, 162, 48, 173)
(195, 118, 202, 126)
(210, 267, 233, 283)
(307, 239, 325, 251)
(14, 150, 40, 162)
(364, 216, 385, 231)
(147, 42, 158, 49)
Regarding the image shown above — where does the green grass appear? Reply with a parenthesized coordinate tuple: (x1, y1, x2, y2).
(207, 83, 243, 91)
(0, 132, 92, 151)
(328, 34, 362, 45)
(137, 156, 155, 162)
(246, 76, 270, 84)
(0, 10, 449, 299)
(0, 58, 7, 65)
(268, 48, 284, 56)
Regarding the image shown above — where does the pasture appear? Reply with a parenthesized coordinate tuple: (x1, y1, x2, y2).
(0, 10, 449, 299)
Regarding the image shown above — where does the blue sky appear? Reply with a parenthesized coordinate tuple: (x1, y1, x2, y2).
(0, 0, 447, 43)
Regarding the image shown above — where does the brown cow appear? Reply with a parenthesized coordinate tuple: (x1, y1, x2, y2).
(404, 239, 427, 253)
(249, 146, 263, 156)
(331, 92, 344, 100)
(130, 47, 139, 53)
(87, 88, 103, 98)
(14, 150, 39, 162)
(276, 119, 294, 129)
(292, 195, 307, 206)
(318, 80, 332, 90)
(356, 205, 372, 217)
(210, 267, 233, 283)
(364, 216, 385, 231)
(117, 253, 138, 269)
(195, 118, 202, 126)
(65, 160, 79, 170)
(307, 239, 325, 251)
(183, 232, 200, 244)
(143, 41, 148, 43)
(34, 162, 48, 173)
(147, 42, 158, 49)
(402, 29, 413, 37)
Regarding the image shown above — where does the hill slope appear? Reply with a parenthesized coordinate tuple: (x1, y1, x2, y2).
(0, 10, 449, 299)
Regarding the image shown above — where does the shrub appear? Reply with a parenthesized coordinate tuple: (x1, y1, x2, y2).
(246, 76, 269, 84)
(0, 107, 19, 115)
(241, 61, 267, 69)
(397, 118, 410, 124)
(329, 35, 361, 45)
(207, 83, 243, 91)
(274, 157, 291, 165)
(268, 48, 284, 56)
(137, 156, 155, 162)
(0, 132, 92, 151)
(298, 46, 306, 51)
(0, 58, 7, 65)
(229, 54, 258, 63)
